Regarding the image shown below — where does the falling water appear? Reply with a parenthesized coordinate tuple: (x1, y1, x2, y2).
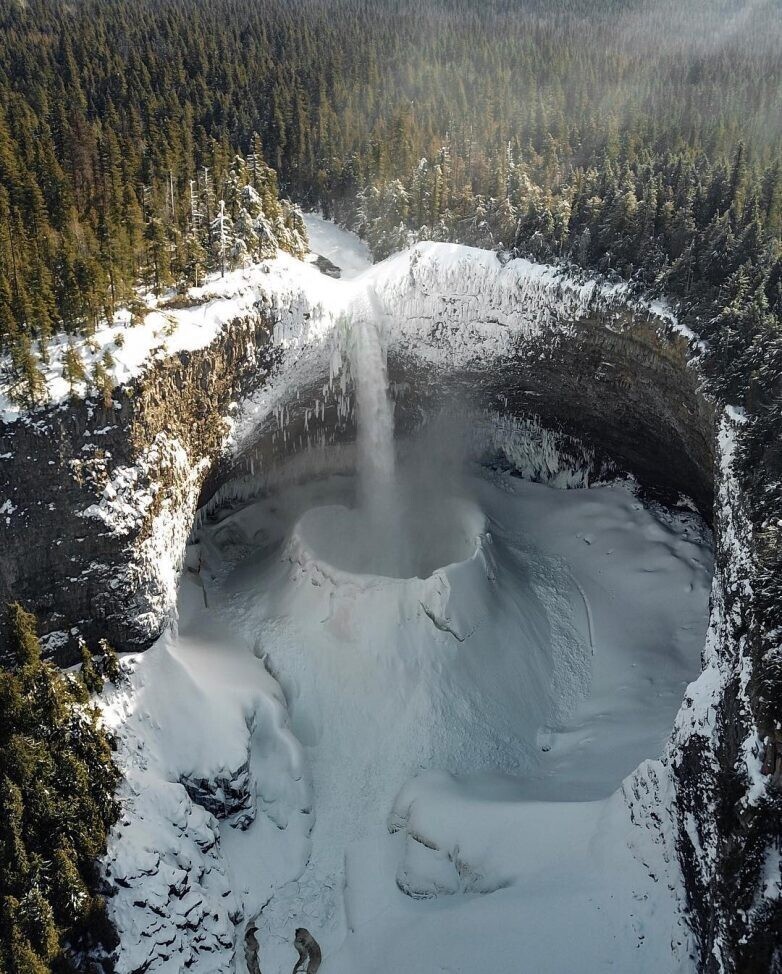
(350, 288, 405, 574)
(353, 322, 395, 507)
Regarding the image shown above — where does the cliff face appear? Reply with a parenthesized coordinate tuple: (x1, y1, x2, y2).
(0, 242, 777, 971)
(219, 243, 714, 521)
(0, 311, 278, 661)
(671, 414, 782, 974)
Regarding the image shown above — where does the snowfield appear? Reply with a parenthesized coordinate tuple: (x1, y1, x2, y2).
(101, 469, 711, 973)
(96, 218, 714, 973)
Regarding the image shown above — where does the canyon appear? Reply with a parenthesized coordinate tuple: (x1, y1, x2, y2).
(0, 217, 775, 972)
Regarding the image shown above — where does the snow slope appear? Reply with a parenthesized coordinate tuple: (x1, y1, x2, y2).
(100, 587, 312, 974)
(302, 212, 372, 279)
(101, 456, 710, 973)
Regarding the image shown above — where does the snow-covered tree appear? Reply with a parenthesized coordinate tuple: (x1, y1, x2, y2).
(210, 200, 234, 276)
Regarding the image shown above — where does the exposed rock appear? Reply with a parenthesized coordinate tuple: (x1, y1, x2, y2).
(311, 254, 341, 278)
(669, 413, 782, 973)
(181, 759, 256, 830)
(245, 921, 262, 974)
(0, 310, 278, 662)
(292, 928, 322, 974)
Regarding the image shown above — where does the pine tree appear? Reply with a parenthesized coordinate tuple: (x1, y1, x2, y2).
(210, 199, 236, 276)
(17, 891, 58, 964)
(6, 604, 40, 668)
(727, 141, 748, 214)
(92, 352, 115, 409)
(144, 210, 170, 295)
(79, 644, 103, 695)
(62, 344, 86, 395)
(8, 335, 46, 409)
(0, 779, 30, 882)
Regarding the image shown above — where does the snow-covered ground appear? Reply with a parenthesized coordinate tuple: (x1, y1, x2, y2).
(302, 212, 372, 279)
(102, 460, 711, 974)
(96, 218, 713, 973)
(0, 214, 358, 422)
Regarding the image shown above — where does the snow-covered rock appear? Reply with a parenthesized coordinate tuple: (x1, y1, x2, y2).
(100, 611, 312, 974)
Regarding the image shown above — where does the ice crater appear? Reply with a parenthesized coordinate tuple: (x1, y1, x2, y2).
(289, 497, 486, 580)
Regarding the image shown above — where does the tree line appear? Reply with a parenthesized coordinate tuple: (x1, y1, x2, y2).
(0, 605, 121, 974)
(0, 0, 779, 401)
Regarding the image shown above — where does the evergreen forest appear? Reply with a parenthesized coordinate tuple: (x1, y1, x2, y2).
(0, 605, 121, 974)
(0, 0, 779, 406)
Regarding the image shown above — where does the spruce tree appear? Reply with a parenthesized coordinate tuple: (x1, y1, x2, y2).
(0, 604, 120, 974)
(91, 353, 114, 410)
(79, 644, 103, 695)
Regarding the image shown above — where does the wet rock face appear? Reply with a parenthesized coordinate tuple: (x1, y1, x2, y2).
(392, 308, 714, 518)
(214, 306, 714, 526)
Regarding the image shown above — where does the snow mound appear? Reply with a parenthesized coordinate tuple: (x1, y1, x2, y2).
(100, 614, 312, 974)
(101, 462, 711, 974)
(335, 769, 694, 974)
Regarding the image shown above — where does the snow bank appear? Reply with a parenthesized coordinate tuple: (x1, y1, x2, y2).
(302, 212, 372, 279)
(100, 596, 311, 974)
(0, 230, 348, 423)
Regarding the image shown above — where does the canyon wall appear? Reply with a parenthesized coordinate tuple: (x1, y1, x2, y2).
(0, 244, 777, 971)
(0, 311, 278, 660)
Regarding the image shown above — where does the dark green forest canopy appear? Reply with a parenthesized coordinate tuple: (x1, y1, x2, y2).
(0, 0, 779, 374)
(0, 604, 120, 974)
